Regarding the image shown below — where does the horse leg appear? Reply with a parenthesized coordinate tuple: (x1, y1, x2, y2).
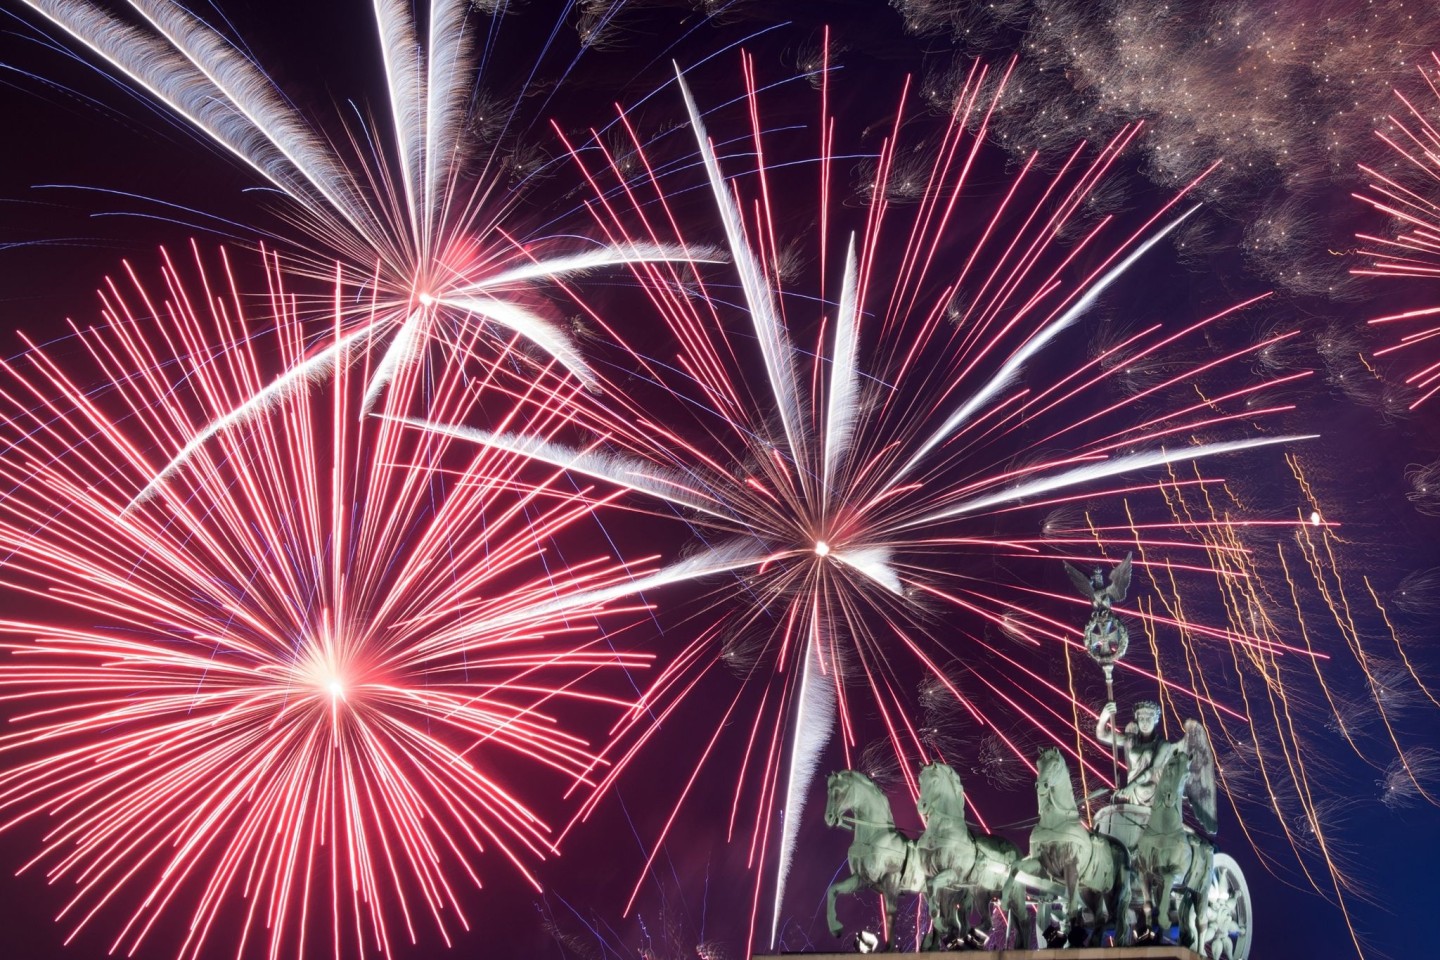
(1133, 869, 1153, 942)
(924, 869, 956, 950)
(1004, 877, 1030, 950)
(1100, 862, 1128, 950)
(1002, 869, 1025, 949)
(1065, 865, 1086, 946)
(882, 889, 899, 951)
(1096, 850, 1120, 947)
(971, 886, 997, 948)
(956, 886, 977, 948)
(1075, 890, 1095, 947)
(827, 874, 865, 940)
(1002, 861, 1033, 950)
(1113, 854, 1132, 947)
(1178, 887, 1197, 949)
(1174, 873, 1194, 949)
(1090, 887, 1109, 948)
(1184, 843, 1212, 949)
(920, 897, 938, 952)
(1156, 878, 1175, 945)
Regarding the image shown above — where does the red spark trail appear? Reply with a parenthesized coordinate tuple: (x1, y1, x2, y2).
(1357, 51, 1440, 407)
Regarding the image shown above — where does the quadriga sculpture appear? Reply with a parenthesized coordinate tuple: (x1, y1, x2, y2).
(915, 762, 1025, 949)
(1009, 747, 1131, 947)
(823, 769, 925, 950)
(1133, 748, 1214, 947)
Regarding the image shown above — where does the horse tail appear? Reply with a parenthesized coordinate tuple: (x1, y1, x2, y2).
(1000, 863, 1022, 947)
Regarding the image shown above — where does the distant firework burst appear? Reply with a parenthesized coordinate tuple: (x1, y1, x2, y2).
(891, 0, 1428, 301)
(0, 247, 655, 959)
(404, 51, 1317, 947)
(1357, 51, 1440, 409)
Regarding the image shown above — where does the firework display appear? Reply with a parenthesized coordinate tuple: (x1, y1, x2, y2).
(0, 3, 1438, 960)
(402, 54, 1321, 949)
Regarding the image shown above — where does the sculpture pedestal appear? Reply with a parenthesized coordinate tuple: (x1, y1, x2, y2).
(771, 949, 1202, 960)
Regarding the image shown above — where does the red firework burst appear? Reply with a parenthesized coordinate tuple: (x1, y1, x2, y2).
(0, 245, 656, 959)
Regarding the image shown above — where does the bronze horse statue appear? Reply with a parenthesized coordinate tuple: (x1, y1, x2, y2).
(915, 762, 1025, 949)
(823, 769, 925, 950)
(1134, 748, 1214, 946)
(1008, 747, 1131, 947)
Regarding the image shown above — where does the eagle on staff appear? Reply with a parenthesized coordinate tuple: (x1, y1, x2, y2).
(1065, 551, 1133, 616)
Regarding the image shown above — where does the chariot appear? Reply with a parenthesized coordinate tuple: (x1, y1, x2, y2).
(822, 556, 1253, 956)
(824, 752, 1252, 956)
(1003, 753, 1253, 958)
(1092, 801, 1251, 959)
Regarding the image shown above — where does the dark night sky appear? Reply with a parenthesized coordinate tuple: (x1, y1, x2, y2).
(1, 2, 1438, 959)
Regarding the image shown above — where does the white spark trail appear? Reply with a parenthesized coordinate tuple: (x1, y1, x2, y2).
(823, 237, 862, 508)
(459, 538, 770, 640)
(461, 242, 717, 290)
(360, 307, 425, 416)
(906, 434, 1317, 528)
(18, 1, 328, 218)
(771, 631, 836, 948)
(371, 0, 424, 239)
(423, 0, 475, 251)
(21, 2, 727, 502)
(893, 206, 1201, 484)
(126, 0, 378, 243)
(436, 295, 598, 389)
(833, 546, 903, 596)
(128, 319, 385, 509)
(384, 418, 734, 521)
(677, 69, 807, 469)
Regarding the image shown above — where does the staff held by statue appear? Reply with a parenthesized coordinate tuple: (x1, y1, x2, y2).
(1065, 552, 1132, 788)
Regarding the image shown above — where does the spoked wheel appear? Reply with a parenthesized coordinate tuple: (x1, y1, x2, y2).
(1202, 853, 1252, 960)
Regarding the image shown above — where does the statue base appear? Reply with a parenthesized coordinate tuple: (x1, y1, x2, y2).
(769, 949, 1202, 960)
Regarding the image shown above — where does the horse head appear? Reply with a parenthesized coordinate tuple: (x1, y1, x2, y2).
(825, 770, 855, 828)
(829, 771, 846, 829)
(918, 762, 964, 821)
(1034, 747, 1075, 815)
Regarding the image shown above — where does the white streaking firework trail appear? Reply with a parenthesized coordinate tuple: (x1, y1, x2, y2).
(16, 0, 712, 510)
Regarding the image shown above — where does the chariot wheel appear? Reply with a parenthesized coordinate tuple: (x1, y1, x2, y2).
(1202, 853, 1252, 960)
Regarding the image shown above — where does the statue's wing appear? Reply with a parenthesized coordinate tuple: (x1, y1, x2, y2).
(1183, 718, 1219, 835)
(1106, 551, 1134, 603)
(1064, 561, 1093, 599)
